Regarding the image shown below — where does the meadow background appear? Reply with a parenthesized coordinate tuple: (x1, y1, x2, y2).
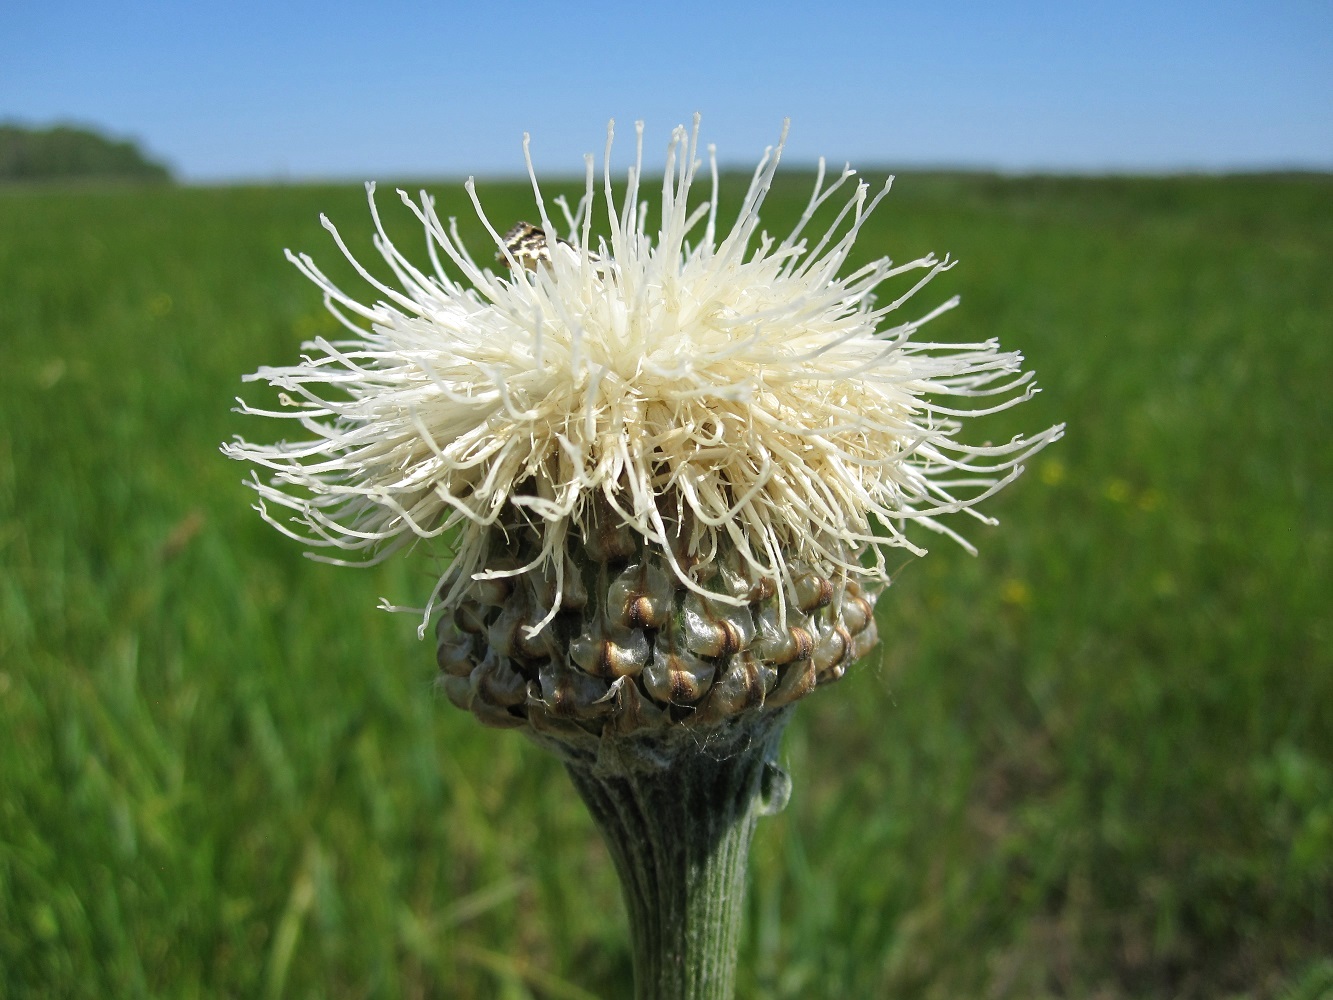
(1, 166, 1330, 999)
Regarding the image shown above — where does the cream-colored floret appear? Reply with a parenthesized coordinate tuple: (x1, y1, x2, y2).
(224, 117, 1063, 636)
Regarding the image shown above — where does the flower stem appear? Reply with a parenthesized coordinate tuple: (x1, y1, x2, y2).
(546, 709, 793, 1000)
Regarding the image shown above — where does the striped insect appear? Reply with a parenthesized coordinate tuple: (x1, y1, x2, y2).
(499, 222, 608, 275)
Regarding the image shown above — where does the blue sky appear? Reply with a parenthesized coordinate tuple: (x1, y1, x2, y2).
(4, 0, 1330, 181)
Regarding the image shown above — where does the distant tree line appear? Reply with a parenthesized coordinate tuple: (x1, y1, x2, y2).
(0, 124, 173, 182)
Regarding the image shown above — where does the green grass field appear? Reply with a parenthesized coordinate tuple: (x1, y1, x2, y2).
(1, 168, 1329, 999)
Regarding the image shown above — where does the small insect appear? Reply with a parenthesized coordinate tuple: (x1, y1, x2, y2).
(500, 222, 602, 273)
(500, 221, 557, 271)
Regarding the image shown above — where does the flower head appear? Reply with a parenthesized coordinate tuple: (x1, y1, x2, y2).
(225, 118, 1060, 728)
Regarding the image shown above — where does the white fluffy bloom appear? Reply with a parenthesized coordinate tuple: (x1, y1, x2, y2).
(224, 118, 1063, 636)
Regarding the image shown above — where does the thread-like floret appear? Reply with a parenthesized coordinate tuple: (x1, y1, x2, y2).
(224, 116, 1063, 637)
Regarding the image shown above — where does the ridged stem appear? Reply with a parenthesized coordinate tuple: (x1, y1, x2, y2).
(535, 709, 793, 1000)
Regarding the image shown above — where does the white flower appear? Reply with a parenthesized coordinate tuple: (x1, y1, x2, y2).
(224, 117, 1063, 637)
